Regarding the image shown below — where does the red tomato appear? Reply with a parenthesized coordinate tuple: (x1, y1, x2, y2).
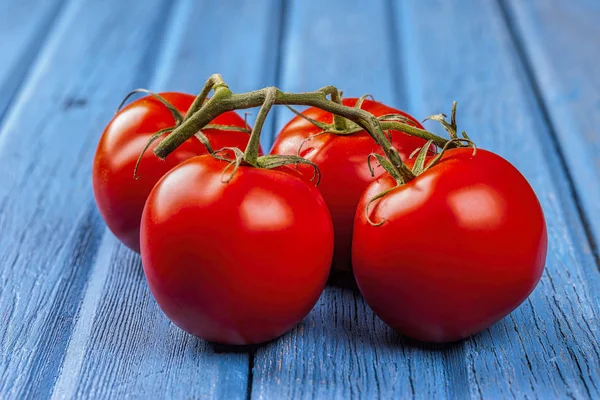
(353, 148, 547, 342)
(271, 99, 428, 274)
(92, 92, 253, 252)
(140, 155, 334, 345)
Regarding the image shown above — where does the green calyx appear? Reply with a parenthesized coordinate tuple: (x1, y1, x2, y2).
(364, 105, 477, 226)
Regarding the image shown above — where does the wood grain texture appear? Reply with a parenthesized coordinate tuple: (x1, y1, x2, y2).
(0, 0, 177, 396)
(0, 0, 66, 123)
(0, 0, 272, 398)
(0, 0, 598, 398)
(396, 0, 600, 398)
(46, 0, 284, 399)
(58, 241, 250, 400)
(150, 0, 285, 149)
(252, 1, 466, 399)
(271, 0, 405, 139)
(251, 0, 600, 399)
(502, 0, 600, 262)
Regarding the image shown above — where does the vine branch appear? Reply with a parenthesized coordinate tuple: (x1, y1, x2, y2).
(153, 75, 454, 180)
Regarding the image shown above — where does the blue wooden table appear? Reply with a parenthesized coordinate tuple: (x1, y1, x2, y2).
(1, 0, 599, 398)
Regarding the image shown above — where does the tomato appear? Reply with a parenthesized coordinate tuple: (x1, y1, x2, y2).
(92, 92, 253, 252)
(353, 148, 547, 342)
(271, 99, 428, 274)
(140, 155, 334, 345)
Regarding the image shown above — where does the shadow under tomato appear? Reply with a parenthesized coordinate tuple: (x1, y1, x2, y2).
(327, 268, 360, 292)
(208, 338, 277, 354)
(362, 314, 479, 352)
(319, 286, 472, 352)
(396, 334, 467, 352)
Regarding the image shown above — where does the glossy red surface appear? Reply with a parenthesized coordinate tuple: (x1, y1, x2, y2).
(353, 148, 547, 342)
(140, 155, 334, 345)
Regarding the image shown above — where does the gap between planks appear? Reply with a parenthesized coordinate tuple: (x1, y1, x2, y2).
(496, 0, 600, 272)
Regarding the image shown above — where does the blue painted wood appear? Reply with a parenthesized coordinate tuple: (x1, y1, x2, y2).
(252, 1, 464, 399)
(45, 0, 283, 399)
(0, 0, 598, 398)
(272, 0, 405, 142)
(252, 0, 600, 399)
(53, 240, 250, 400)
(0, 0, 179, 396)
(0, 0, 66, 123)
(150, 0, 284, 150)
(0, 0, 283, 397)
(502, 0, 600, 262)
(395, 0, 600, 398)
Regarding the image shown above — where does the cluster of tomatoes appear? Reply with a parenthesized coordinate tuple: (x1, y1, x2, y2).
(92, 83, 547, 345)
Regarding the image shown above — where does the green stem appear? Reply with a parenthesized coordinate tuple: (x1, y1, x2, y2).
(244, 87, 276, 166)
(153, 74, 452, 180)
(185, 74, 229, 119)
(319, 86, 347, 131)
(155, 88, 391, 162)
(155, 84, 387, 161)
(388, 147, 416, 182)
(380, 121, 449, 149)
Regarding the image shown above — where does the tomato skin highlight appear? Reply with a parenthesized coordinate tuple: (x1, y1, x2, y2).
(353, 148, 547, 343)
(92, 92, 252, 252)
(140, 155, 334, 345)
(271, 99, 428, 273)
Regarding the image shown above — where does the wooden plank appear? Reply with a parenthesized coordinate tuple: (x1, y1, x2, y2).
(272, 0, 406, 138)
(252, 1, 463, 399)
(0, 0, 178, 396)
(253, 0, 600, 398)
(150, 0, 284, 150)
(46, 0, 284, 398)
(394, 0, 600, 398)
(53, 240, 250, 400)
(502, 0, 600, 262)
(0, 0, 280, 398)
(0, 0, 66, 123)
